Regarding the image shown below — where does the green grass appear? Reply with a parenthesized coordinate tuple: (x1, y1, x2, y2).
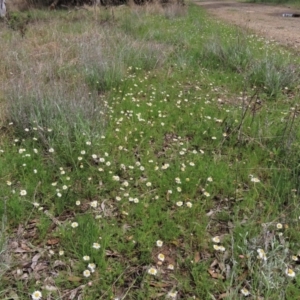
(1, 3, 300, 300)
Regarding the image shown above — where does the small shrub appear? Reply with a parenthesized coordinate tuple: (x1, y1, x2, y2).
(85, 64, 122, 93)
(249, 56, 299, 97)
(201, 35, 253, 73)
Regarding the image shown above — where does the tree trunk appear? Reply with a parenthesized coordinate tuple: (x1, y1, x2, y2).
(0, 0, 6, 17)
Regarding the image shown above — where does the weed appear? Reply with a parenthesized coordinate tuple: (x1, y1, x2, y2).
(7, 11, 31, 36)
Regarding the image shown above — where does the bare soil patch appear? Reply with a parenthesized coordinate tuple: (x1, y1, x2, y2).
(194, 0, 300, 51)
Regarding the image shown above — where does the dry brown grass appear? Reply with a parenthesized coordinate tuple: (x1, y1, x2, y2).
(6, 0, 30, 12)
(127, 0, 186, 17)
(0, 99, 7, 140)
(134, 1, 164, 15)
(0, 6, 169, 135)
(163, 1, 186, 18)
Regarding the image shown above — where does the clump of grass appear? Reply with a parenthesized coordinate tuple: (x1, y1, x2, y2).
(127, 0, 186, 19)
(201, 34, 300, 97)
(7, 85, 103, 141)
(226, 223, 300, 299)
(249, 55, 299, 97)
(163, 0, 187, 19)
(202, 34, 253, 73)
(83, 36, 167, 92)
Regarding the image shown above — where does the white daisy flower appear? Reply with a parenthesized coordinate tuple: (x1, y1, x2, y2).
(31, 291, 42, 300)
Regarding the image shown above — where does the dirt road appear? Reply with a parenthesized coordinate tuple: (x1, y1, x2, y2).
(194, 0, 300, 51)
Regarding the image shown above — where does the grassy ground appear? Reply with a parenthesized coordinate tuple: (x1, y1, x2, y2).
(1, 2, 300, 299)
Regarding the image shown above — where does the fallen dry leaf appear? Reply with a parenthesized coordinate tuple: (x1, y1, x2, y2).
(43, 285, 58, 292)
(53, 260, 66, 268)
(46, 238, 60, 245)
(194, 252, 200, 263)
(170, 240, 180, 247)
(225, 264, 231, 279)
(100, 201, 106, 212)
(208, 269, 225, 280)
(218, 262, 226, 272)
(31, 253, 41, 269)
(218, 293, 229, 299)
(67, 276, 82, 282)
(210, 259, 219, 269)
(206, 209, 215, 217)
(20, 273, 29, 280)
(34, 262, 48, 273)
(14, 248, 32, 253)
(237, 270, 249, 282)
(3, 290, 19, 300)
(68, 289, 78, 300)
(105, 250, 120, 257)
(67, 285, 85, 300)
(20, 243, 32, 252)
(10, 241, 19, 249)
